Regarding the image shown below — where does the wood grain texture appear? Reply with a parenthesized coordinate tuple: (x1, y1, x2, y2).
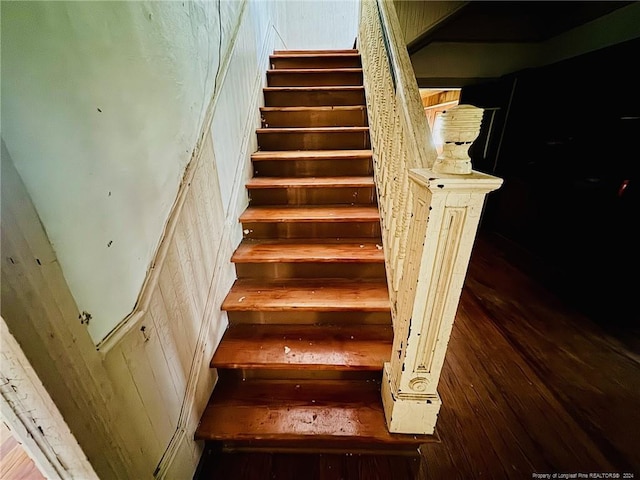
(232, 240, 384, 263)
(0, 423, 45, 480)
(239, 205, 380, 222)
(267, 68, 363, 86)
(260, 106, 368, 128)
(257, 127, 371, 151)
(221, 279, 390, 312)
(246, 176, 374, 188)
(251, 149, 372, 162)
(269, 53, 361, 69)
(264, 86, 366, 107)
(196, 378, 432, 447)
(199, 47, 402, 455)
(195, 229, 640, 478)
(211, 324, 392, 370)
(273, 50, 359, 54)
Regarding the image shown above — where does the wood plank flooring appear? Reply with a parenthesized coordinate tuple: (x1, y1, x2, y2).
(0, 422, 45, 480)
(195, 228, 640, 479)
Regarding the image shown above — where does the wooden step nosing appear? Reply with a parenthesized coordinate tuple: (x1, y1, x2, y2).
(239, 213, 380, 223)
(212, 362, 384, 371)
(260, 106, 366, 112)
(231, 256, 384, 264)
(267, 68, 363, 74)
(231, 241, 385, 264)
(251, 149, 372, 161)
(271, 51, 360, 55)
(256, 127, 369, 134)
(263, 86, 364, 92)
(271, 52, 360, 57)
(245, 177, 375, 189)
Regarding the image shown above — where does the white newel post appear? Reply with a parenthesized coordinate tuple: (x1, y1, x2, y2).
(382, 169, 502, 434)
(381, 104, 502, 434)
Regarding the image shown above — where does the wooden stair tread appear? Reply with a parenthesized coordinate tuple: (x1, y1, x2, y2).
(246, 177, 374, 189)
(221, 279, 390, 312)
(267, 68, 363, 74)
(239, 205, 379, 222)
(257, 126, 369, 134)
(260, 106, 366, 113)
(211, 324, 391, 370)
(196, 377, 432, 446)
(272, 50, 359, 55)
(232, 240, 384, 263)
(264, 86, 364, 92)
(251, 149, 371, 161)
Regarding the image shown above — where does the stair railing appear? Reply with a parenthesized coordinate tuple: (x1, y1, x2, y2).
(358, 0, 503, 434)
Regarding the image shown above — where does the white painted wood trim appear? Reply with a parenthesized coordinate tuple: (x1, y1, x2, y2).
(382, 169, 502, 434)
(359, 0, 504, 435)
(0, 316, 98, 480)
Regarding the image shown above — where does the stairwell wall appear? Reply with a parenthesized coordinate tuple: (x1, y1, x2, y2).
(1, 0, 360, 478)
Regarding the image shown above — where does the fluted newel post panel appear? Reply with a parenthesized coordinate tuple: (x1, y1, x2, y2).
(381, 169, 503, 434)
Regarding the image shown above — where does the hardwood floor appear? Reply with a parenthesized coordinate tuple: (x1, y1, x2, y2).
(0, 421, 45, 480)
(195, 228, 640, 479)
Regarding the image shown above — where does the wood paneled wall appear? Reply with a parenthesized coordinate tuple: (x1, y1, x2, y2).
(393, 0, 467, 45)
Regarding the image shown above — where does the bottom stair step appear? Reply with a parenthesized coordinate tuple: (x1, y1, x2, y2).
(211, 324, 392, 370)
(195, 377, 436, 451)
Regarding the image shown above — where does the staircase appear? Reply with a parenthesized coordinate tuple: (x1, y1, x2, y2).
(195, 49, 432, 453)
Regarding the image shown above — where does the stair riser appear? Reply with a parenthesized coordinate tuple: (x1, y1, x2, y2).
(267, 71, 363, 87)
(241, 221, 381, 239)
(270, 56, 361, 69)
(258, 131, 371, 151)
(264, 89, 365, 107)
(261, 108, 368, 128)
(248, 187, 376, 206)
(253, 159, 373, 177)
(227, 311, 392, 325)
(235, 262, 386, 280)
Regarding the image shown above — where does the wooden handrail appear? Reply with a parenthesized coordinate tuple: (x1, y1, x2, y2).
(358, 0, 503, 434)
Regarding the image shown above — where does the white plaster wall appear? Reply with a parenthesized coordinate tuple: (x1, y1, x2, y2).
(1, 1, 240, 342)
(1, 0, 359, 343)
(274, 0, 359, 50)
(213, 0, 359, 213)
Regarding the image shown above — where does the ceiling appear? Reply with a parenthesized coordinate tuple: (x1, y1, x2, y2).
(407, 1, 635, 55)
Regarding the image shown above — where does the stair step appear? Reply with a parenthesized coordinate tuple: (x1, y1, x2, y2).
(232, 240, 384, 264)
(211, 324, 392, 370)
(257, 126, 370, 151)
(232, 240, 385, 279)
(251, 149, 372, 162)
(195, 377, 432, 449)
(264, 86, 365, 107)
(273, 49, 359, 54)
(252, 150, 372, 178)
(267, 68, 363, 87)
(240, 208, 381, 238)
(260, 106, 368, 128)
(221, 279, 390, 312)
(246, 176, 374, 189)
(270, 53, 362, 70)
(239, 205, 379, 223)
(247, 176, 376, 206)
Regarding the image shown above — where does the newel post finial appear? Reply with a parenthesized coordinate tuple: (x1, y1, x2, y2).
(433, 104, 484, 175)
